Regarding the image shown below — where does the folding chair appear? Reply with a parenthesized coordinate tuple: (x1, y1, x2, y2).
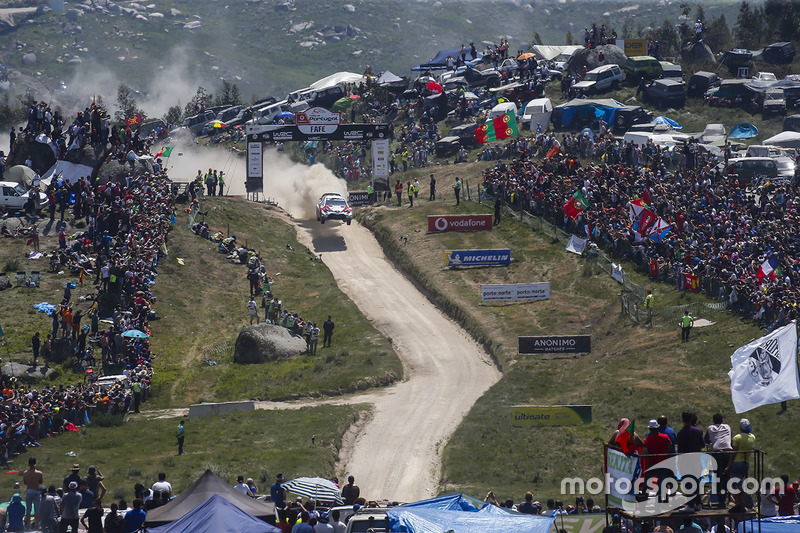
(29, 271, 42, 287)
(15, 272, 26, 287)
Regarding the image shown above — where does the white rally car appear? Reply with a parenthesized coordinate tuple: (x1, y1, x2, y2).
(315, 193, 352, 225)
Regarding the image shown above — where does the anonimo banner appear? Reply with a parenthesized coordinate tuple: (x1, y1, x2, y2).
(445, 249, 510, 267)
(510, 405, 592, 426)
(428, 214, 493, 233)
(518, 335, 592, 354)
(481, 282, 550, 302)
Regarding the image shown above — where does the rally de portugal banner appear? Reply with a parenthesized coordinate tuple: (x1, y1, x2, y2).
(511, 405, 592, 426)
(428, 214, 492, 233)
(481, 282, 550, 302)
(729, 321, 800, 413)
(445, 249, 510, 267)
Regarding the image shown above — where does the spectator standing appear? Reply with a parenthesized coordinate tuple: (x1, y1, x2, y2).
(453, 177, 462, 206)
(31, 332, 41, 366)
(341, 476, 360, 505)
(271, 474, 287, 511)
(248, 296, 259, 325)
(323, 316, 334, 347)
(676, 411, 705, 511)
(104, 502, 125, 533)
(330, 509, 346, 533)
(39, 486, 59, 533)
(152, 472, 172, 499)
(22, 457, 43, 529)
(727, 419, 756, 513)
(704, 414, 732, 508)
(60, 482, 82, 533)
(81, 499, 104, 533)
(123, 499, 146, 533)
(429, 174, 436, 201)
(680, 310, 694, 342)
(176, 420, 185, 456)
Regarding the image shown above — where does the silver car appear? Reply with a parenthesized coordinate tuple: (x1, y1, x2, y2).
(315, 193, 352, 225)
(0, 181, 49, 213)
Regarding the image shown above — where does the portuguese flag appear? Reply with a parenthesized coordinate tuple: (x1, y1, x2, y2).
(155, 146, 174, 159)
(562, 190, 589, 219)
(474, 112, 519, 144)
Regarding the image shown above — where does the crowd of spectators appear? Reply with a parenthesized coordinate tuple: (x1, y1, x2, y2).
(479, 129, 800, 326)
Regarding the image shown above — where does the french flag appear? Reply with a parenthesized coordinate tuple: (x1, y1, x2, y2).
(757, 257, 779, 281)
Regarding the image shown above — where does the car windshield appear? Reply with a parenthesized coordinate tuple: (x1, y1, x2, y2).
(583, 72, 599, 81)
(778, 160, 794, 170)
(326, 199, 347, 207)
(13, 184, 26, 195)
(766, 92, 783, 101)
(555, 53, 572, 63)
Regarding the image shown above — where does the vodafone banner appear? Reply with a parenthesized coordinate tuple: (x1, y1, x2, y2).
(427, 214, 493, 233)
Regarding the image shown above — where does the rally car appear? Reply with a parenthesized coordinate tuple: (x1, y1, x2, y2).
(315, 193, 352, 225)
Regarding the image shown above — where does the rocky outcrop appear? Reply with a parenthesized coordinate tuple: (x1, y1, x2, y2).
(9, 132, 56, 175)
(682, 41, 716, 65)
(233, 324, 307, 364)
(571, 44, 627, 73)
(96, 157, 154, 184)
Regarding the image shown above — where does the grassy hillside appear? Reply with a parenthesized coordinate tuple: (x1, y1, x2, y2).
(356, 183, 796, 502)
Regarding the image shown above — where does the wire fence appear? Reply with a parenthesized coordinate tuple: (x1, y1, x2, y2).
(461, 181, 731, 327)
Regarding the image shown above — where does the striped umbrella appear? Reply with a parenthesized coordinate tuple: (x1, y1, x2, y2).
(281, 477, 342, 504)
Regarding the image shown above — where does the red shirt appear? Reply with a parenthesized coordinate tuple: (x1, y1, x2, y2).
(643, 432, 672, 470)
(774, 486, 797, 516)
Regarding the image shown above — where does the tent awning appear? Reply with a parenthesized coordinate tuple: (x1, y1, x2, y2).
(148, 494, 280, 533)
(309, 72, 365, 90)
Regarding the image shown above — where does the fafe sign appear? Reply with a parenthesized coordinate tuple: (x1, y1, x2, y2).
(445, 249, 510, 267)
(510, 405, 592, 426)
(296, 106, 341, 136)
(481, 282, 549, 302)
(427, 214, 493, 233)
(518, 335, 592, 354)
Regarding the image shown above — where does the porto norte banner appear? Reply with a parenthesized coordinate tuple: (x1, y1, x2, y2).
(445, 249, 511, 267)
(428, 214, 493, 233)
(481, 282, 550, 302)
(510, 405, 592, 426)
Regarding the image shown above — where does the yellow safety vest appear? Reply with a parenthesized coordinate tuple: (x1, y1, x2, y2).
(133, 382, 142, 393)
(645, 294, 654, 308)
(682, 315, 692, 327)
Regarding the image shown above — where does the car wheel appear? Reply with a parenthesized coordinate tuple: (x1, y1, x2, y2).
(320, 218, 325, 224)
(347, 219, 352, 226)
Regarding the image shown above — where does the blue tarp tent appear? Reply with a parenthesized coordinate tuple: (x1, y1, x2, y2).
(148, 494, 280, 533)
(754, 516, 800, 533)
(387, 493, 554, 533)
(652, 116, 682, 129)
(729, 122, 759, 139)
(554, 98, 625, 129)
(414, 48, 483, 70)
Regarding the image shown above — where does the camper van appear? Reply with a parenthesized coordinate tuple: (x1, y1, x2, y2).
(521, 98, 553, 130)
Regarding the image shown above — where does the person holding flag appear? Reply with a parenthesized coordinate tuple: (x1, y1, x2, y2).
(608, 418, 642, 456)
(563, 190, 588, 219)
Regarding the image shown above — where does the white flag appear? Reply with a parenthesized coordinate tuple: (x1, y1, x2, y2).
(729, 321, 800, 413)
(565, 235, 587, 255)
(611, 263, 624, 284)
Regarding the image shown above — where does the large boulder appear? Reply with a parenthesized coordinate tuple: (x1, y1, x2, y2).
(234, 324, 307, 364)
(21, 53, 37, 66)
(63, 141, 107, 168)
(570, 44, 627, 73)
(97, 157, 153, 184)
(682, 41, 716, 65)
(9, 132, 56, 175)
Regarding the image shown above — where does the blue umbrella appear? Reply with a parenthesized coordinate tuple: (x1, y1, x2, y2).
(729, 122, 759, 139)
(276, 111, 294, 119)
(121, 329, 150, 339)
(651, 116, 682, 129)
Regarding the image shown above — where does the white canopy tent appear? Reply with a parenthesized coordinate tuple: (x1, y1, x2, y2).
(309, 71, 365, 90)
(763, 131, 800, 148)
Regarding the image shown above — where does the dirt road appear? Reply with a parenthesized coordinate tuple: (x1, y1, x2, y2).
(293, 219, 501, 502)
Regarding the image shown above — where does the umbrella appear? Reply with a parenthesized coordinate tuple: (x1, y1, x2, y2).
(651, 116, 682, 130)
(276, 111, 294, 119)
(121, 329, 150, 339)
(209, 120, 226, 129)
(349, 94, 360, 99)
(427, 81, 443, 94)
(281, 477, 342, 504)
(331, 97, 355, 112)
(518, 52, 535, 60)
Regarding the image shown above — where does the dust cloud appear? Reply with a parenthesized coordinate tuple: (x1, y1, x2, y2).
(164, 144, 345, 221)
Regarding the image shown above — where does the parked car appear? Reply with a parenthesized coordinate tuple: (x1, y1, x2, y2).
(182, 110, 216, 134)
(784, 114, 800, 132)
(775, 156, 796, 180)
(659, 62, 683, 80)
(521, 98, 553, 130)
(572, 64, 623, 95)
(725, 157, 778, 184)
(315, 193, 352, 225)
(642, 79, 686, 108)
(344, 508, 388, 533)
(613, 106, 653, 132)
(687, 71, 720, 97)
(762, 89, 786, 117)
(306, 86, 345, 109)
(215, 105, 242, 123)
(138, 119, 167, 139)
(445, 66, 501, 89)
(223, 107, 254, 128)
(0, 182, 49, 213)
(753, 72, 777, 82)
(623, 56, 662, 82)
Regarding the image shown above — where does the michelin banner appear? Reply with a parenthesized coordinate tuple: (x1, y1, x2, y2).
(482, 282, 550, 302)
(510, 405, 592, 426)
(445, 249, 511, 267)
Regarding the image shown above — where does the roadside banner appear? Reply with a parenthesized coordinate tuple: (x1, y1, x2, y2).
(348, 191, 370, 206)
(481, 282, 549, 302)
(617, 39, 647, 57)
(565, 235, 587, 255)
(372, 138, 390, 178)
(445, 249, 510, 267)
(428, 214, 492, 233)
(611, 263, 624, 283)
(511, 405, 592, 426)
(519, 335, 592, 354)
(548, 515, 606, 533)
(729, 321, 800, 413)
(606, 447, 640, 508)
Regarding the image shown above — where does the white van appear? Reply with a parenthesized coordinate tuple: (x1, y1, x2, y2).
(489, 102, 518, 120)
(572, 64, 624, 95)
(522, 98, 552, 130)
(251, 100, 289, 125)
